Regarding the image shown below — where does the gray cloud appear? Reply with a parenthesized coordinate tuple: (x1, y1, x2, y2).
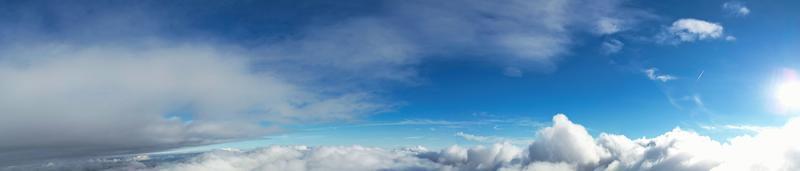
(0, 43, 384, 164)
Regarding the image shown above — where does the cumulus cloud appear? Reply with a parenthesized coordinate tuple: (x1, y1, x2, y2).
(16, 113, 800, 171)
(723, 2, 750, 16)
(659, 18, 731, 43)
(644, 68, 677, 82)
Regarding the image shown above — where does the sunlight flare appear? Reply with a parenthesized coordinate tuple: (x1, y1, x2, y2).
(775, 69, 800, 113)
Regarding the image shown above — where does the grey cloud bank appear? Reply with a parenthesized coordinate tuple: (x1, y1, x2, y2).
(0, 43, 383, 164)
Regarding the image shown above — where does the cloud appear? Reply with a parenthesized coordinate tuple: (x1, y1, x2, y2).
(644, 68, 677, 82)
(595, 17, 625, 35)
(0, 43, 385, 165)
(723, 2, 750, 16)
(304, 117, 543, 132)
(455, 132, 533, 145)
(701, 124, 770, 133)
(0, 0, 649, 164)
(659, 18, 730, 43)
(159, 146, 444, 171)
(456, 132, 503, 143)
(264, 0, 652, 81)
(16, 113, 800, 171)
(528, 114, 609, 167)
(601, 39, 624, 54)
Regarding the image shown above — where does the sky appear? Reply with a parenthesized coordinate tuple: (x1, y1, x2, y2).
(1, 0, 800, 170)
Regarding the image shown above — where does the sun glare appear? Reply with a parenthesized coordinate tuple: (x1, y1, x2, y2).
(776, 81, 800, 109)
(775, 69, 800, 112)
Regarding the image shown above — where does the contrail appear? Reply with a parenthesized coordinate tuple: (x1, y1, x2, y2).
(696, 70, 704, 81)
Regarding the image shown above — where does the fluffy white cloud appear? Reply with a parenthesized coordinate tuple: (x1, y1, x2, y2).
(660, 18, 729, 43)
(32, 113, 792, 171)
(723, 2, 750, 16)
(528, 114, 608, 166)
(644, 68, 677, 82)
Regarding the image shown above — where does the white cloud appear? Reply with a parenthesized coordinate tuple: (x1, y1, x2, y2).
(723, 2, 751, 16)
(265, 0, 652, 80)
(595, 17, 624, 35)
(157, 146, 443, 171)
(601, 39, 624, 54)
(725, 35, 737, 41)
(528, 114, 608, 166)
(456, 132, 502, 143)
(660, 18, 728, 43)
(455, 132, 533, 145)
(19, 113, 800, 171)
(644, 68, 677, 82)
(701, 124, 770, 133)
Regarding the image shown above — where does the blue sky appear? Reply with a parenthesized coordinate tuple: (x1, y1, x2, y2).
(143, 0, 800, 151)
(3, 0, 800, 169)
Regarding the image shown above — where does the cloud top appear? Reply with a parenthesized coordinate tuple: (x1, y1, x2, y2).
(19, 113, 800, 171)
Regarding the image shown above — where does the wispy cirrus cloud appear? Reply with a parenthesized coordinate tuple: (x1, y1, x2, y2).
(454, 132, 533, 145)
(644, 68, 677, 82)
(601, 39, 624, 55)
(723, 2, 751, 16)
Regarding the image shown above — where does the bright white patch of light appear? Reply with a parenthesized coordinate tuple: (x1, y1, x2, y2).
(776, 81, 800, 110)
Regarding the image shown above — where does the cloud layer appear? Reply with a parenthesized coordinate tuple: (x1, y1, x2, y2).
(0, 42, 385, 164)
(20, 113, 800, 171)
(0, 0, 648, 164)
